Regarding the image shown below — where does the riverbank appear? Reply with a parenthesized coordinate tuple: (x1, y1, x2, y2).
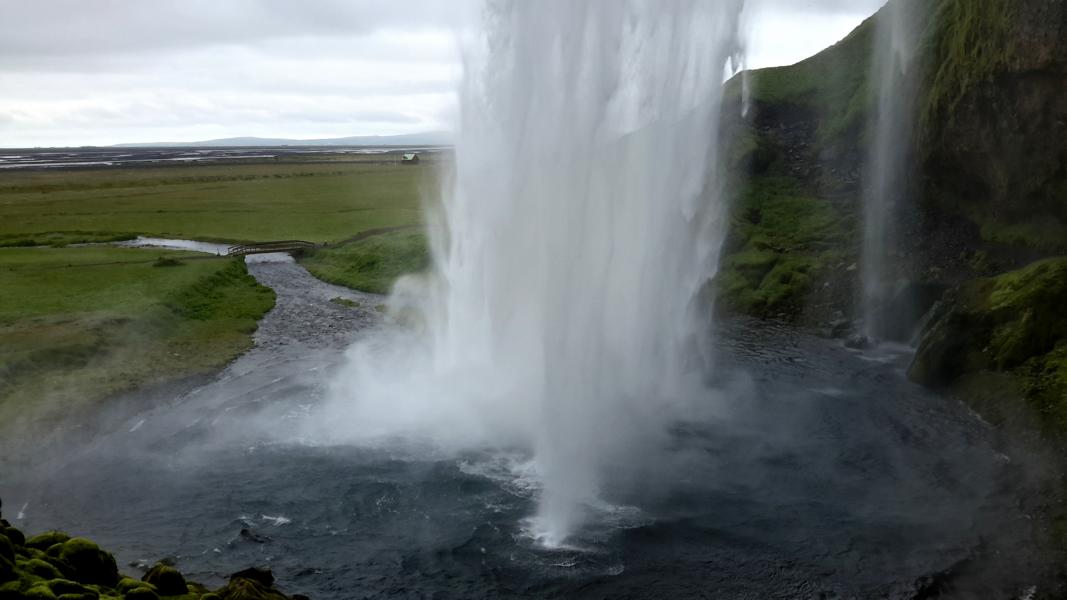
(0, 157, 429, 462)
(0, 247, 275, 463)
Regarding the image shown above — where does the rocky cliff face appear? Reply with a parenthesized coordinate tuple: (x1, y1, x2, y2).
(719, 0, 1066, 323)
(920, 0, 1066, 253)
(718, 0, 1067, 428)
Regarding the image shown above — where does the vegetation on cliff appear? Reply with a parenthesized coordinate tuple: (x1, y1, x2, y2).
(910, 258, 1067, 431)
(720, 0, 1066, 326)
(716, 176, 851, 317)
(920, 0, 1016, 131)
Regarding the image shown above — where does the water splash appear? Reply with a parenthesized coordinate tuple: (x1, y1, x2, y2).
(861, 0, 924, 341)
(323, 0, 744, 545)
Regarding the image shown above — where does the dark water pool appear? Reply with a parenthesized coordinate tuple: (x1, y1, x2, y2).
(3, 319, 1061, 599)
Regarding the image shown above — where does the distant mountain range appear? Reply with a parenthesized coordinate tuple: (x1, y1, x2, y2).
(114, 131, 452, 148)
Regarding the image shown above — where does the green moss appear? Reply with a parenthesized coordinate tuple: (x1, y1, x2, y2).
(122, 588, 160, 600)
(1020, 343, 1067, 431)
(25, 533, 70, 553)
(167, 259, 275, 324)
(19, 559, 63, 580)
(57, 539, 118, 588)
(47, 578, 96, 596)
(740, 14, 874, 146)
(140, 564, 185, 597)
(919, 0, 1016, 132)
(116, 578, 155, 595)
(911, 257, 1067, 433)
(301, 230, 430, 294)
(716, 176, 850, 317)
(974, 216, 1067, 251)
(25, 584, 57, 599)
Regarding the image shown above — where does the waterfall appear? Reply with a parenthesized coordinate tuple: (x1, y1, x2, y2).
(322, 0, 744, 546)
(861, 0, 923, 341)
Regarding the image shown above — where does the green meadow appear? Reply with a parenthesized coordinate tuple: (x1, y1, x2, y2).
(0, 161, 430, 245)
(0, 160, 435, 444)
(0, 247, 275, 436)
(301, 229, 431, 294)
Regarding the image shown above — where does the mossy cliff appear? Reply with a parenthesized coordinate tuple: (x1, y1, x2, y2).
(716, 12, 874, 323)
(909, 258, 1067, 433)
(920, 0, 1067, 253)
(0, 499, 304, 600)
(716, 0, 1066, 327)
(716, 0, 1067, 432)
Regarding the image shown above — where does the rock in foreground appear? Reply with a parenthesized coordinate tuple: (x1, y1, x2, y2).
(0, 499, 305, 600)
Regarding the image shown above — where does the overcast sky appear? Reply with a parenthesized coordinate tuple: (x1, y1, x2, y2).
(0, 0, 886, 148)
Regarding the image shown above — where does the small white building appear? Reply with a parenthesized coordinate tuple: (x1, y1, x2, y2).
(401, 152, 420, 165)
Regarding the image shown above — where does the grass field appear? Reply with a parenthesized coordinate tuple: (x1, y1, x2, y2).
(0, 161, 432, 245)
(0, 246, 275, 439)
(301, 229, 431, 294)
(0, 159, 434, 446)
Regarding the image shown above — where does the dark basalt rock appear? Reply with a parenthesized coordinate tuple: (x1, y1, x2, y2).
(0, 535, 13, 564)
(238, 529, 272, 544)
(845, 333, 871, 350)
(1, 528, 24, 548)
(213, 567, 295, 600)
(230, 567, 274, 588)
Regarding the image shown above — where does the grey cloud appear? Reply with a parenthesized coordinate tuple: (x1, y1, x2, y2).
(0, 0, 475, 58)
(278, 110, 423, 125)
(0, 1, 882, 146)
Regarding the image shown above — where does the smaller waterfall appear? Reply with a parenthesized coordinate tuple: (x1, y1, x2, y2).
(861, 0, 924, 341)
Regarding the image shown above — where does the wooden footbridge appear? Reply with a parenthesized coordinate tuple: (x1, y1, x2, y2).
(227, 240, 318, 257)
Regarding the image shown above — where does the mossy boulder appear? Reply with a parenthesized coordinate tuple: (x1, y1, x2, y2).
(116, 578, 155, 595)
(47, 578, 99, 598)
(25, 583, 57, 599)
(0, 511, 299, 600)
(122, 587, 159, 600)
(2, 528, 25, 548)
(910, 257, 1067, 428)
(27, 532, 71, 552)
(0, 580, 26, 600)
(214, 568, 289, 600)
(140, 563, 185, 597)
(0, 556, 14, 584)
(57, 539, 118, 588)
(0, 535, 14, 564)
(19, 558, 64, 580)
(715, 175, 852, 321)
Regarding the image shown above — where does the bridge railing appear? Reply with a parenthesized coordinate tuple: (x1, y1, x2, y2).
(227, 240, 318, 256)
